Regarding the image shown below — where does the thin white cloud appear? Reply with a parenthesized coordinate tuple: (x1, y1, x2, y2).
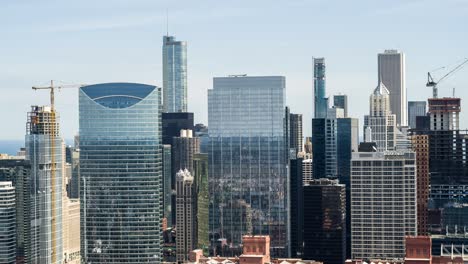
(41, 15, 162, 33)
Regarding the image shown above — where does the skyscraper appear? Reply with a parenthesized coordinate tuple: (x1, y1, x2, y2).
(428, 98, 460, 131)
(171, 129, 200, 226)
(162, 144, 173, 228)
(0, 181, 16, 264)
(0, 159, 31, 263)
(312, 114, 359, 185)
(411, 135, 430, 235)
(208, 75, 288, 257)
(26, 105, 64, 264)
(303, 178, 346, 264)
(80, 83, 162, 263)
(163, 35, 187, 113)
(408, 101, 426, 129)
(172, 129, 200, 176)
(363, 81, 397, 151)
(302, 159, 313, 184)
(314, 58, 328, 118)
(333, 94, 348, 117)
(162, 112, 194, 145)
(289, 113, 303, 154)
(67, 146, 80, 199)
(176, 169, 194, 262)
(193, 153, 209, 251)
(378, 50, 407, 126)
(289, 157, 304, 258)
(412, 97, 468, 237)
(351, 151, 417, 260)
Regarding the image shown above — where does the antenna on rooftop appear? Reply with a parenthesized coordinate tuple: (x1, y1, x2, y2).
(166, 9, 169, 36)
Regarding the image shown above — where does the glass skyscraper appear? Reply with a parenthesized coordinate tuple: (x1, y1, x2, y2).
(0, 159, 32, 263)
(333, 94, 348, 117)
(408, 101, 426, 129)
(314, 58, 328, 118)
(163, 35, 187, 113)
(79, 83, 163, 263)
(303, 178, 346, 264)
(26, 105, 64, 264)
(0, 181, 16, 264)
(208, 76, 288, 257)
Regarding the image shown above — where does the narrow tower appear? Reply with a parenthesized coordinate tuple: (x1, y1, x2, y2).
(26, 105, 64, 264)
(163, 35, 188, 113)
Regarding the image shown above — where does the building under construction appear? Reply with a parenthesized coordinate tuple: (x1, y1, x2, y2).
(411, 98, 468, 235)
(25, 105, 64, 264)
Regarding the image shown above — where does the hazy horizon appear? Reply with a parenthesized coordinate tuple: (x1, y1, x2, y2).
(1, 0, 467, 140)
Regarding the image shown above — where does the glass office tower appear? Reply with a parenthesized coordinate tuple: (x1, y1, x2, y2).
(163, 35, 187, 113)
(303, 178, 346, 264)
(79, 83, 163, 263)
(208, 76, 288, 257)
(314, 58, 328, 118)
(0, 181, 16, 264)
(408, 101, 426, 129)
(333, 94, 348, 117)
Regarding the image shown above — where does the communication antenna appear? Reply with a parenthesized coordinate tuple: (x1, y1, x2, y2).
(166, 9, 169, 36)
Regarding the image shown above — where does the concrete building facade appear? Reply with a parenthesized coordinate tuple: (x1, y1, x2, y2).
(176, 169, 195, 262)
(351, 151, 417, 260)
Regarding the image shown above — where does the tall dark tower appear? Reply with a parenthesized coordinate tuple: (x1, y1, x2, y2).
(303, 178, 346, 264)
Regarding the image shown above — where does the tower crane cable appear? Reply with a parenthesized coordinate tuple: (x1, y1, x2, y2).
(427, 58, 468, 98)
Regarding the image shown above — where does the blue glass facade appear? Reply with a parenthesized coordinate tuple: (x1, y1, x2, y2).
(208, 76, 288, 257)
(163, 36, 187, 113)
(312, 117, 358, 258)
(314, 58, 328, 118)
(79, 83, 162, 263)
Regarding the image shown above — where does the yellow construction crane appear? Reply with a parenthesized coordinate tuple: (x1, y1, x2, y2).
(31, 80, 83, 263)
(32, 80, 83, 110)
(426, 58, 468, 98)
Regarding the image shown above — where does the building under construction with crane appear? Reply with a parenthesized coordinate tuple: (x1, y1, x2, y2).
(410, 59, 468, 259)
(25, 105, 64, 264)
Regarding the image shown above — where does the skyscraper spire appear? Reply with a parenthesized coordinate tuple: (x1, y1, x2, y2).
(166, 9, 169, 36)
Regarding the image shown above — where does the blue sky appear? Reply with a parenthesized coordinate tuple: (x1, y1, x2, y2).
(1, 0, 467, 140)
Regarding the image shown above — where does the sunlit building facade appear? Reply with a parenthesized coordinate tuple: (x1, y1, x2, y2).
(26, 105, 64, 264)
(79, 83, 162, 263)
(208, 76, 288, 257)
(163, 35, 187, 113)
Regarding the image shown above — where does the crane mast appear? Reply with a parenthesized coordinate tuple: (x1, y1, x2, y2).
(31, 80, 82, 263)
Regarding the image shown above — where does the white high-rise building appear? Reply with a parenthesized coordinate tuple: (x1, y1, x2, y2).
(0, 181, 16, 264)
(351, 151, 417, 260)
(378, 50, 407, 126)
(302, 159, 313, 185)
(176, 169, 194, 262)
(364, 82, 397, 151)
